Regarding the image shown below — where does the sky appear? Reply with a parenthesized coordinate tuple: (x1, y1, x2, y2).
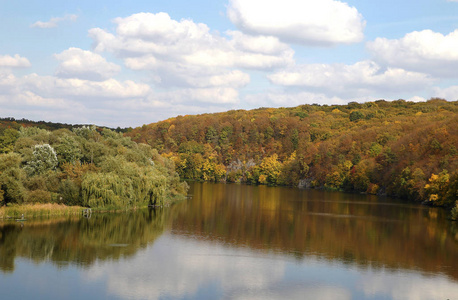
(1, 0, 458, 128)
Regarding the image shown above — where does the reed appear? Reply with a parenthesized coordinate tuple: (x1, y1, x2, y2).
(0, 203, 84, 219)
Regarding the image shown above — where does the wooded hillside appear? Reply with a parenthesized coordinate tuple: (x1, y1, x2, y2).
(128, 99, 458, 215)
(0, 126, 188, 209)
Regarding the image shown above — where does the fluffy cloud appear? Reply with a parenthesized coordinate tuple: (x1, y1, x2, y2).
(227, 0, 365, 46)
(244, 90, 349, 109)
(160, 87, 240, 104)
(367, 29, 458, 77)
(0, 68, 238, 127)
(0, 54, 31, 68)
(31, 14, 78, 28)
(0, 90, 78, 110)
(0, 72, 20, 95)
(268, 61, 433, 97)
(0, 70, 150, 110)
(55, 48, 121, 81)
(433, 85, 458, 101)
(22, 74, 150, 100)
(89, 12, 294, 90)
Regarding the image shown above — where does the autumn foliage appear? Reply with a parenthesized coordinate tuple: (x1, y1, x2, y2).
(128, 99, 458, 210)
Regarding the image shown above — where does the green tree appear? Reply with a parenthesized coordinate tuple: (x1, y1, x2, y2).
(0, 153, 26, 205)
(55, 135, 82, 165)
(0, 129, 19, 153)
(349, 111, 365, 122)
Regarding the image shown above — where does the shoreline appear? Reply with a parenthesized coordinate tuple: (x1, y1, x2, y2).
(0, 203, 85, 220)
(0, 200, 183, 220)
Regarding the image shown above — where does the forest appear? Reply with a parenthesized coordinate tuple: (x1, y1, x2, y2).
(0, 125, 188, 209)
(127, 98, 458, 218)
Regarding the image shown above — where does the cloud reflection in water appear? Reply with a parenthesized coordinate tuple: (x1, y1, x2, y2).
(83, 232, 457, 300)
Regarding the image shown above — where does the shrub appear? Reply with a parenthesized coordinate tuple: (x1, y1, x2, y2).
(26, 189, 51, 204)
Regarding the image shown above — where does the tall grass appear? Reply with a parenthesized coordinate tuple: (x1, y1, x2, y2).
(0, 203, 84, 219)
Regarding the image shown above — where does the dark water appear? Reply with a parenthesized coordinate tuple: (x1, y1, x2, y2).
(1, 182, 457, 300)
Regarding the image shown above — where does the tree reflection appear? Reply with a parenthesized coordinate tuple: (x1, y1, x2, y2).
(0, 208, 169, 272)
(1, 182, 457, 284)
(172, 182, 458, 281)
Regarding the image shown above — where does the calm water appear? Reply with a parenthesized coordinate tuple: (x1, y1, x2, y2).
(1, 182, 457, 300)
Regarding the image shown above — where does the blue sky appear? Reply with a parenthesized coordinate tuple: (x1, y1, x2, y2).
(1, 0, 458, 127)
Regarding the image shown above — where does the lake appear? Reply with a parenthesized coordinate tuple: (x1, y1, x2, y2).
(0, 182, 457, 299)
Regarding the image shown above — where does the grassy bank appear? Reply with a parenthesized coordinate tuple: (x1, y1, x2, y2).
(0, 203, 85, 219)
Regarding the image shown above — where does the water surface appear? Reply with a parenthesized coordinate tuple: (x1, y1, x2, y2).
(1, 182, 457, 299)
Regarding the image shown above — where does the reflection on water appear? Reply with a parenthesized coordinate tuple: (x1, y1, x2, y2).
(0, 182, 457, 299)
(0, 209, 168, 272)
(176, 183, 458, 279)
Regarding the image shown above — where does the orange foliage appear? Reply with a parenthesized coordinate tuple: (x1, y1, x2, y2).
(127, 99, 458, 206)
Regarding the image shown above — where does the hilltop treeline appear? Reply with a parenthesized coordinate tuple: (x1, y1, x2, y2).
(0, 126, 188, 209)
(0, 117, 129, 133)
(128, 99, 458, 215)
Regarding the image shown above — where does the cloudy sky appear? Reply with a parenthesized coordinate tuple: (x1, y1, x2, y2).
(1, 0, 458, 127)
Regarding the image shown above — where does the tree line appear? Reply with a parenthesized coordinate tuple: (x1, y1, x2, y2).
(0, 125, 188, 209)
(128, 99, 458, 218)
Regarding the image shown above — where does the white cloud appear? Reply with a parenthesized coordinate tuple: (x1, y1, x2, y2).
(367, 29, 458, 77)
(31, 14, 78, 28)
(227, 31, 290, 55)
(1, 71, 150, 100)
(22, 74, 151, 99)
(0, 88, 140, 127)
(227, 0, 365, 46)
(185, 70, 250, 89)
(0, 72, 20, 96)
(0, 68, 236, 127)
(160, 87, 240, 105)
(407, 96, 427, 102)
(89, 12, 294, 90)
(433, 85, 458, 101)
(54, 48, 121, 81)
(244, 91, 348, 108)
(0, 91, 78, 110)
(0, 54, 31, 68)
(89, 12, 294, 70)
(0, 69, 151, 113)
(268, 61, 433, 97)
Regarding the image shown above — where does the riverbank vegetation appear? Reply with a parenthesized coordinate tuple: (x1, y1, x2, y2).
(0, 125, 188, 214)
(0, 203, 84, 219)
(128, 99, 458, 214)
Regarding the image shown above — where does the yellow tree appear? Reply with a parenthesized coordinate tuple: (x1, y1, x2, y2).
(259, 154, 282, 185)
(424, 170, 450, 205)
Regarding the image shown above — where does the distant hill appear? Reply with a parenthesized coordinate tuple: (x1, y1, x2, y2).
(127, 99, 458, 212)
(0, 117, 128, 133)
